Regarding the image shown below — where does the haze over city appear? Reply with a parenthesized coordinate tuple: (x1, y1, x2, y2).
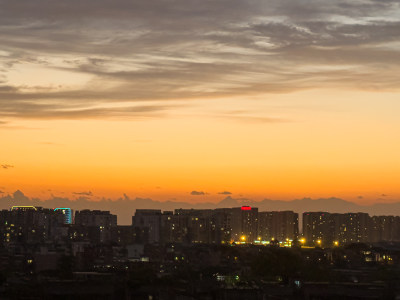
(1, 0, 400, 209)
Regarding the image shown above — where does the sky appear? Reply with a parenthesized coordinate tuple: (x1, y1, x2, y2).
(1, 0, 400, 205)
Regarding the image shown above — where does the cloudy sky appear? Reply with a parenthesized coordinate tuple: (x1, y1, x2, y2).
(1, 0, 400, 204)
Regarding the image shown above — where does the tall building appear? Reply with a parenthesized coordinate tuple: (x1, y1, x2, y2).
(213, 208, 232, 244)
(231, 206, 258, 242)
(303, 212, 374, 246)
(132, 209, 162, 244)
(54, 208, 73, 224)
(0, 207, 64, 245)
(370, 215, 400, 242)
(303, 212, 334, 246)
(258, 211, 298, 242)
(161, 211, 189, 244)
(75, 210, 117, 227)
(174, 209, 215, 243)
(74, 210, 117, 243)
(332, 213, 370, 244)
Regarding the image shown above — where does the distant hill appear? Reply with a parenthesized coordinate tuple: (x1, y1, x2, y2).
(1, 191, 399, 225)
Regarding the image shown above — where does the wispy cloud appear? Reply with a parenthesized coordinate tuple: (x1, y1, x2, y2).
(1, 0, 400, 120)
(218, 191, 232, 195)
(1, 164, 14, 169)
(73, 191, 93, 196)
(191, 191, 206, 196)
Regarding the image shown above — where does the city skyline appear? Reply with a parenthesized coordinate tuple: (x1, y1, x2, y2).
(1, 0, 400, 204)
(4, 204, 400, 246)
(4, 189, 400, 225)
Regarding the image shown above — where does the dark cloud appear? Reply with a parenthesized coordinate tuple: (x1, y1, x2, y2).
(218, 191, 232, 195)
(190, 191, 206, 196)
(12, 190, 29, 202)
(73, 191, 93, 196)
(0, 0, 399, 120)
(1, 164, 14, 169)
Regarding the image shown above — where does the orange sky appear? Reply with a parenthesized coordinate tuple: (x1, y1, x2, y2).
(1, 1, 400, 204)
(1, 89, 399, 204)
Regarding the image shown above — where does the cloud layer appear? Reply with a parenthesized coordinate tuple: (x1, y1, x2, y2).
(1, 0, 400, 120)
(2, 190, 400, 225)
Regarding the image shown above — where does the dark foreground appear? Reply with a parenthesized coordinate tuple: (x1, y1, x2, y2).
(1, 242, 400, 299)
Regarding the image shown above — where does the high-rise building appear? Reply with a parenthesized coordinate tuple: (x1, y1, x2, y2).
(75, 210, 117, 227)
(332, 213, 370, 244)
(213, 208, 232, 244)
(161, 211, 189, 244)
(370, 215, 400, 242)
(74, 210, 117, 243)
(174, 209, 215, 243)
(0, 207, 64, 245)
(54, 208, 73, 224)
(259, 211, 298, 242)
(132, 209, 162, 244)
(303, 212, 373, 246)
(231, 206, 258, 242)
(303, 212, 334, 246)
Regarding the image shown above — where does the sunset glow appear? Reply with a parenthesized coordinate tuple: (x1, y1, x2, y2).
(1, 0, 400, 206)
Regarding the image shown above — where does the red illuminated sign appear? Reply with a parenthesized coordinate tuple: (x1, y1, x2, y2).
(241, 206, 251, 211)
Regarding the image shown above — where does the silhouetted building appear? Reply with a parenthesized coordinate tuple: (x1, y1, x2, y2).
(231, 206, 258, 242)
(0, 207, 64, 245)
(132, 209, 162, 244)
(332, 212, 370, 245)
(303, 212, 334, 246)
(74, 210, 117, 243)
(75, 210, 117, 227)
(160, 211, 188, 244)
(259, 211, 298, 242)
(370, 215, 400, 242)
(54, 208, 73, 224)
(213, 208, 233, 244)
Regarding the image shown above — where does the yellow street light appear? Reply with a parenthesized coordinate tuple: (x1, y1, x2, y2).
(334, 241, 339, 246)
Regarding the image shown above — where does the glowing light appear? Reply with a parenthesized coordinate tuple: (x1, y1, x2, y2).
(240, 235, 246, 242)
(241, 206, 251, 211)
(334, 241, 339, 246)
(300, 238, 306, 244)
(11, 206, 37, 211)
(316, 239, 322, 245)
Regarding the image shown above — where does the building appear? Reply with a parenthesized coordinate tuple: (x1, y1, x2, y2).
(231, 206, 258, 242)
(74, 210, 117, 243)
(258, 211, 298, 242)
(0, 207, 65, 245)
(303, 212, 376, 246)
(54, 208, 73, 224)
(332, 213, 370, 245)
(132, 209, 162, 244)
(75, 210, 117, 227)
(303, 212, 334, 246)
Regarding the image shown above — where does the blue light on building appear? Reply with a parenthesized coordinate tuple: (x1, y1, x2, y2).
(54, 208, 73, 224)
